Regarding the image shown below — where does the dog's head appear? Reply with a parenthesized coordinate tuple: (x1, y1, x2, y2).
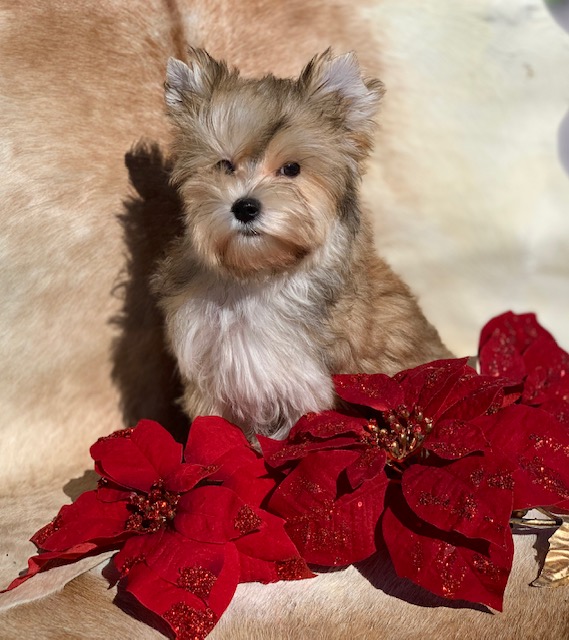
(165, 48, 383, 278)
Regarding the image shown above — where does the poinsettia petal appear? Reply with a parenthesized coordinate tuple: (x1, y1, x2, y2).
(382, 493, 513, 611)
(238, 553, 315, 584)
(206, 543, 241, 616)
(424, 419, 488, 459)
(90, 420, 183, 492)
(175, 485, 262, 543)
(184, 416, 260, 482)
(289, 411, 369, 441)
(397, 359, 471, 420)
(478, 312, 552, 380)
(522, 338, 569, 406)
(260, 411, 369, 469)
(31, 491, 130, 552)
(474, 405, 569, 509)
(523, 365, 569, 408)
(402, 456, 514, 547)
(221, 458, 277, 507)
(479, 312, 553, 352)
(114, 531, 161, 577)
(345, 448, 387, 490)
(438, 376, 505, 422)
(479, 332, 526, 381)
(334, 373, 404, 411)
(236, 510, 315, 583)
(269, 449, 387, 565)
(235, 509, 303, 563)
(124, 561, 220, 639)
(260, 434, 365, 470)
(4, 544, 100, 591)
(117, 528, 241, 615)
(164, 463, 217, 493)
(96, 481, 131, 503)
(538, 398, 569, 426)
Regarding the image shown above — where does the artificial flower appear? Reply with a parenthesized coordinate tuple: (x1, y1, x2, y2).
(263, 359, 520, 609)
(5, 419, 313, 640)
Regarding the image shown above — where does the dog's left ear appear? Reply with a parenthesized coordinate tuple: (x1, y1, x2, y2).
(299, 50, 384, 131)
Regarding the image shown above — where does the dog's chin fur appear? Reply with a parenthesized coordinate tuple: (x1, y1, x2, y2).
(155, 48, 452, 439)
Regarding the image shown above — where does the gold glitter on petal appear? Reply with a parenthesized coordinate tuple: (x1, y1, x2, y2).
(163, 603, 217, 640)
(434, 546, 466, 597)
(98, 427, 135, 441)
(178, 566, 217, 599)
(275, 557, 309, 581)
(117, 554, 145, 575)
(234, 505, 262, 536)
(33, 515, 63, 546)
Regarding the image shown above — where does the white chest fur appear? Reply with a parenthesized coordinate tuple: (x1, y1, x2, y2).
(167, 277, 334, 438)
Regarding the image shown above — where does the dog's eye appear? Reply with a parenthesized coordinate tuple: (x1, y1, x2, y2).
(279, 162, 300, 177)
(216, 159, 235, 174)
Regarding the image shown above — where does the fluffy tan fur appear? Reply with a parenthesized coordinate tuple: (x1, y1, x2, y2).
(156, 49, 451, 437)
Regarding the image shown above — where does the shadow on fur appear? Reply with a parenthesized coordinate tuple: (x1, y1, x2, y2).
(63, 470, 99, 501)
(110, 140, 188, 442)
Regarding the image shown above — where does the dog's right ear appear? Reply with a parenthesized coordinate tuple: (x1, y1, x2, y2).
(165, 48, 228, 111)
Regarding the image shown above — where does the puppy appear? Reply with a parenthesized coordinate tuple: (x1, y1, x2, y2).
(155, 48, 451, 440)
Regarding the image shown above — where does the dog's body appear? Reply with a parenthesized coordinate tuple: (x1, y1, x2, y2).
(156, 49, 451, 438)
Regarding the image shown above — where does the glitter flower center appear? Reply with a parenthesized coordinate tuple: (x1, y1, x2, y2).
(367, 405, 434, 463)
(126, 479, 180, 533)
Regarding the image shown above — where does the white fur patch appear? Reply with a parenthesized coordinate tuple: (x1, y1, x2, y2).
(168, 273, 335, 438)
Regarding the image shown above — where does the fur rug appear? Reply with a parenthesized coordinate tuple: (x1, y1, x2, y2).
(1, 1, 568, 637)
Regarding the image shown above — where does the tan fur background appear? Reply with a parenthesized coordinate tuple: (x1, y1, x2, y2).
(1, 0, 568, 638)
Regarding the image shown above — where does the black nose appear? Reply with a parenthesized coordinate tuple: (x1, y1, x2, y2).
(231, 197, 261, 223)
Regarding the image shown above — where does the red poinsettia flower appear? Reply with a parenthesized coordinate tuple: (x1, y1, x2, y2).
(479, 311, 569, 425)
(262, 359, 519, 610)
(479, 312, 569, 512)
(5, 419, 313, 640)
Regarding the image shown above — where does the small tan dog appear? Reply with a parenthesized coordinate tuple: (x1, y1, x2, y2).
(155, 48, 451, 439)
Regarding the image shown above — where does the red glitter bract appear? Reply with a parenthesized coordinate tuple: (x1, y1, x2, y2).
(234, 505, 263, 536)
(97, 427, 136, 440)
(178, 566, 217, 600)
(268, 449, 388, 566)
(275, 557, 311, 581)
(118, 554, 145, 575)
(163, 603, 217, 640)
(32, 515, 62, 547)
(382, 496, 513, 611)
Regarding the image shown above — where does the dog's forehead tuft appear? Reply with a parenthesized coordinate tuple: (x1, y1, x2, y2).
(204, 78, 299, 158)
